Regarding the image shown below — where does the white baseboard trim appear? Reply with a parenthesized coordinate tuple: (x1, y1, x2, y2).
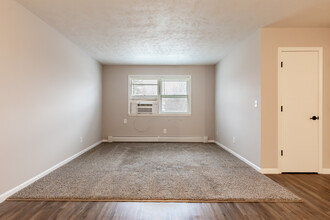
(0, 140, 103, 204)
(107, 136, 210, 143)
(319, 169, 330, 174)
(260, 168, 281, 174)
(214, 141, 261, 173)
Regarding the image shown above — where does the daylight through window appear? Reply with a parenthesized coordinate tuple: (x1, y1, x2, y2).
(129, 75, 191, 115)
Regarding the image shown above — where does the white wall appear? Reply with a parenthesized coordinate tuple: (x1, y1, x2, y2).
(102, 65, 215, 140)
(0, 0, 102, 196)
(215, 30, 261, 167)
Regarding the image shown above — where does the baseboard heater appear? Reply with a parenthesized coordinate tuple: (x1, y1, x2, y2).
(108, 136, 209, 143)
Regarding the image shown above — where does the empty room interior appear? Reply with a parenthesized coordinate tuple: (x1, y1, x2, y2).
(0, 0, 330, 219)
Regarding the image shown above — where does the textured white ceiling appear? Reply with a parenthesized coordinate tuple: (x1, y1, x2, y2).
(16, 0, 330, 65)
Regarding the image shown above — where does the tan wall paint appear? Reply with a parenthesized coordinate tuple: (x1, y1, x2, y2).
(215, 30, 261, 167)
(261, 28, 330, 169)
(0, 0, 102, 195)
(102, 65, 215, 139)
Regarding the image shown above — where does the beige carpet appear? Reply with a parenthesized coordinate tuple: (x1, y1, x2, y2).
(9, 142, 301, 202)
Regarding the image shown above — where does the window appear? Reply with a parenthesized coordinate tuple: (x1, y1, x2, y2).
(128, 75, 191, 115)
(131, 79, 158, 97)
(161, 79, 189, 113)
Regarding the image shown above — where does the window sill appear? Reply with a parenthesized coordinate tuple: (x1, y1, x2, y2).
(128, 113, 191, 117)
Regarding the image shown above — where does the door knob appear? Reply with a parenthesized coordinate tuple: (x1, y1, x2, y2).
(310, 116, 319, 120)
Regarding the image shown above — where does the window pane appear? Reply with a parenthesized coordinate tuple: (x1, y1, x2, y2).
(132, 85, 158, 96)
(132, 79, 158, 85)
(161, 98, 188, 113)
(162, 80, 187, 95)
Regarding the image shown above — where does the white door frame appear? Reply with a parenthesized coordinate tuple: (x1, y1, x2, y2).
(278, 47, 323, 173)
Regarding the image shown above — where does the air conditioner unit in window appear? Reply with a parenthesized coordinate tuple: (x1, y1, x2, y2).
(131, 101, 158, 114)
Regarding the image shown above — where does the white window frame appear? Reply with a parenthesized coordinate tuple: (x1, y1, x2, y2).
(128, 75, 191, 116)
